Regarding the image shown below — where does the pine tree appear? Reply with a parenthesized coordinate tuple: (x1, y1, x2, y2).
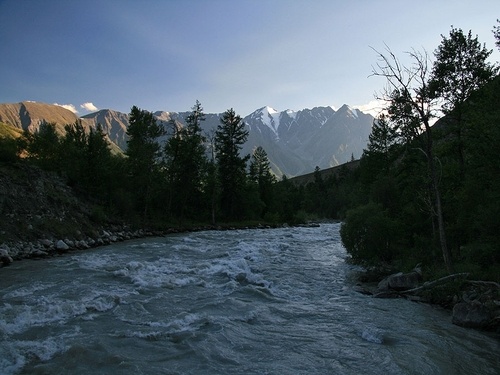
(164, 100, 208, 221)
(20, 121, 62, 171)
(214, 108, 249, 219)
(430, 27, 498, 178)
(126, 106, 165, 220)
(372, 47, 453, 273)
(249, 146, 276, 217)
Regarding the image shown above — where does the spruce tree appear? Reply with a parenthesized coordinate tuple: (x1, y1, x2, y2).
(126, 106, 165, 220)
(430, 27, 498, 178)
(164, 100, 207, 221)
(214, 108, 249, 219)
(372, 47, 453, 273)
(249, 146, 276, 217)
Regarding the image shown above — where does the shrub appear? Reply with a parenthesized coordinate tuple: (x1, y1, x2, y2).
(0, 138, 19, 163)
(340, 201, 400, 265)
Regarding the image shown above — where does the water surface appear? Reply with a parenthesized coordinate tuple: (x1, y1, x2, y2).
(0, 223, 498, 374)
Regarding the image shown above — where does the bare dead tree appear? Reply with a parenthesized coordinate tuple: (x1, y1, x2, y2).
(370, 46, 454, 274)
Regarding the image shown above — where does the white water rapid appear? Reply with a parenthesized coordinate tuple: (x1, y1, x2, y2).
(0, 223, 498, 374)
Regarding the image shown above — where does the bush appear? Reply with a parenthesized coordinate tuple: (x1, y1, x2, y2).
(340, 201, 400, 265)
(90, 206, 107, 224)
(0, 138, 19, 163)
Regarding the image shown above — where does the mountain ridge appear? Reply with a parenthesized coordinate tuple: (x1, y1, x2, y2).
(0, 101, 374, 177)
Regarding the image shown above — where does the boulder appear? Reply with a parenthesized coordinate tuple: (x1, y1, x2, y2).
(378, 269, 422, 292)
(40, 239, 53, 248)
(388, 271, 421, 291)
(0, 248, 13, 266)
(56, 240, 70, 251)
(452, 302, 492, 329)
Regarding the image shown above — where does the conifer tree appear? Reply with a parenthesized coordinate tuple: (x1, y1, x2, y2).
(126, 106, 165, 220)
(214, 108, 249, 219)
(20, 121, 62, 171)
(372, 47, 454, 273)
(430, 27, 498, 178)
(164, 100, 207, 221)
(249, 146, 276, 217)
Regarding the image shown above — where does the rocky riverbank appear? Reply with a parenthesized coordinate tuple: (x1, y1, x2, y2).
(0, 221, 287, 267)
(0, 225, 157, 265)
(0, 160, 306, 267)
(352, 267, 500, 333)
(0, 163, 196, 264)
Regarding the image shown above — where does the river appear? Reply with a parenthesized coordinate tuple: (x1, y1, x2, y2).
(0, 223, 498, 374)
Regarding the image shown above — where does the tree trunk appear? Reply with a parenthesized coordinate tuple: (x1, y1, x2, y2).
(425, 124, 454, 274)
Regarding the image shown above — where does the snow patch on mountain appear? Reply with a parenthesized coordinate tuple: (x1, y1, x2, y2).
(338, 104, 359, 119)
(250, 106, 282, 139)
(285, 109, 297, 120)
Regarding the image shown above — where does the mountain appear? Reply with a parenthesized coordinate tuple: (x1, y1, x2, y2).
(242, 105, 373, 176)
(81, 109, 129, 150)
(0, 101, 80, 134)
(0, 101, 374, 177)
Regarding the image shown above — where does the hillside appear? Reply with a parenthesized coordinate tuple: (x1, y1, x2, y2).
(0, 162, 96, 243)
(81, 109, 129, 150)
(0, 101, 80, 134)
(289, 160, 360, 186)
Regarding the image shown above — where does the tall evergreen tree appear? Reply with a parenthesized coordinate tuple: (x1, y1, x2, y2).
(214, 108, 249, 219)
(20, 121, 62, 171)
(249, 146, 276, 217)
(430, 27, 498, 178)
(126, 106, 165, 220)
(61, 121, 115, 201)
(164, 100, 207, 221)
(364, 114, 400, 160)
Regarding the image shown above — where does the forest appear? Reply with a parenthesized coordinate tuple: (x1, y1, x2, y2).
(0, 26, 499, 282)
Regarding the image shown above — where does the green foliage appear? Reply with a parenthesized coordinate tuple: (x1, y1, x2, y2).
(164, 100, 208, 221)
(214, 108, 250, 220)
(363, 114, 400, 160)
(494, 19, 500, 51)
(336, 27, 500, 280)
(340, 202, 401, 265)
(430, 27, 498, 114)
(273, 175, 304, 223)
(126, 106, 165, 221)
(249, 146, 276, 217)
(20, 121, 62, 171)
(0, 137, 19, 162)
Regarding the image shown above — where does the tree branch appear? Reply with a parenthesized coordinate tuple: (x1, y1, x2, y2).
(400, 273, 469, 295)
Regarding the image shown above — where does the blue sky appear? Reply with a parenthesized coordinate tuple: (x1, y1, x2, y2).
(1, 0, 499, 116)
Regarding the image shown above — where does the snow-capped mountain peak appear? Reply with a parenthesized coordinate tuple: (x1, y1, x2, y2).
(284, 109, 297, 120)
(249, 106, 282, 138)
(338, 104, 359, 119)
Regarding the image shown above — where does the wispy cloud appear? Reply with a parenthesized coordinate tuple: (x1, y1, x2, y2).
(54, 103, 78, 114)
(81, 102, 98, 112)
(353, 99, 388, 118)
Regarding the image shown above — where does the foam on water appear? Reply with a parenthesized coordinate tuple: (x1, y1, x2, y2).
(112, 259, 200, 289)
(3, 282, 57, 299)
(0, 329, 80, 375)
(1, 223, 499, 375)
(0, 290, 120, 335)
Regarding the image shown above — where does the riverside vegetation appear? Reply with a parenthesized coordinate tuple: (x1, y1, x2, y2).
(0, 26, 499, 330)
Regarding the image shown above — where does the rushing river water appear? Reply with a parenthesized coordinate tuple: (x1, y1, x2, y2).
(0, 223, 498, 374)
